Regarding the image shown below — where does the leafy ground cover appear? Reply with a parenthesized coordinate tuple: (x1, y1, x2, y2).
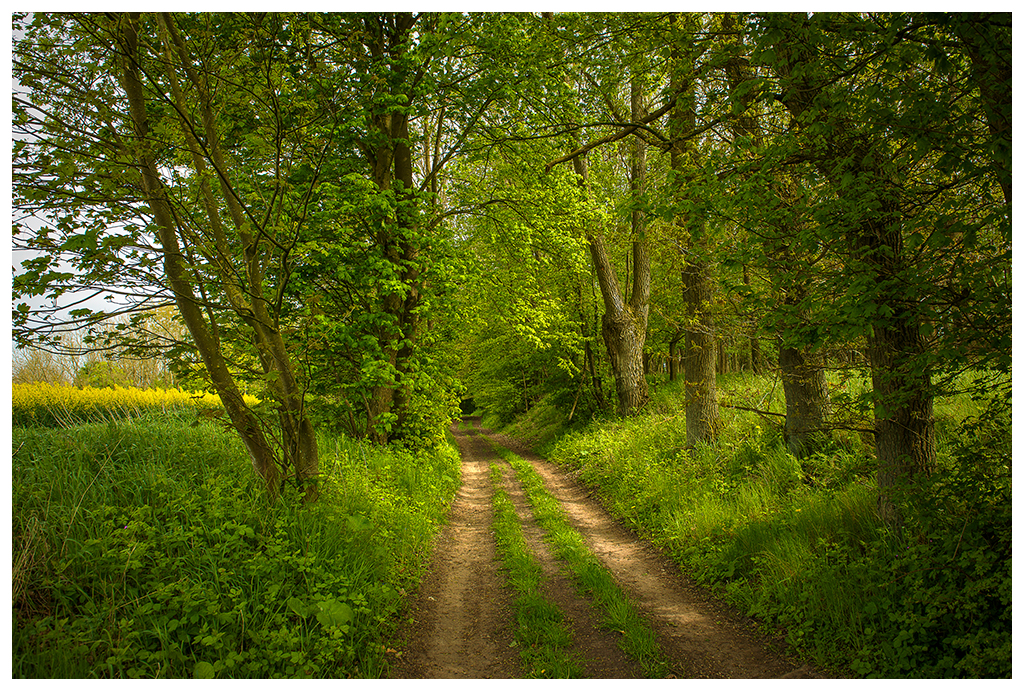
(12, 416, 460, 678)
(530, 373, 1011, 678)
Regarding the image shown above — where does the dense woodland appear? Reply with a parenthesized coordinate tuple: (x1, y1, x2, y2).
(11, 12, 1011, 677)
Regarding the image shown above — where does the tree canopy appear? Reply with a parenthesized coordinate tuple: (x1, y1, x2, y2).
(13, 11, 1010, 515)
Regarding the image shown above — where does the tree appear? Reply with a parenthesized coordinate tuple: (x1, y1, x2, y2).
(14, 12, 332, 499)
(719, 12, 831, 457)
(667, 13, 720, 444)
(541, 13, 669, 418)
(747, 12, 1011, 523)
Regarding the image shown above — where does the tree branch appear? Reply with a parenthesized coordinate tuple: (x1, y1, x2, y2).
(544, 93, 679, 173)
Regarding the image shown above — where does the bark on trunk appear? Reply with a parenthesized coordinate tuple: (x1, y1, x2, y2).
(681, 255, 719, 444)
(778, 344, 831, 458)
(571, 147, 650, 417)
(770, 13, 936, 523)
(362, 13, 423, 443)
(868, 320, 936, 524)
(156, 12, 320, 498)
(668, 329, 685, 382)
(670, 16, 719, 445)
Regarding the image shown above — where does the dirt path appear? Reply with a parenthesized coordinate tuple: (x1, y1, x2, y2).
(389, 419, 819, 679)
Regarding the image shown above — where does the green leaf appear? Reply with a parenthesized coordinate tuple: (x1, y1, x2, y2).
(194, 661, 216, 679)
(287, 596, 311, 618)
(315, 598, 354, 629)
(346, 514, 372, 532)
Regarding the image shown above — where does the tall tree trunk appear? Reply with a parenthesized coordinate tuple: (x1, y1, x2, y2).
(680, 254, 719, 444)
(859, 216, 937, 524)
(118, 13, 283, 497)
(949, 13, 1011, 206)
(723, 12, 830, 454)
(868, 318, 936, 524)
(156, 12, 319, 498)
(770, 13, 935, 523)
(362, 12, 424, 443)
(668, 329, 683, 382)
(778, 343, 831, 458)
(670, 16, 719, 444)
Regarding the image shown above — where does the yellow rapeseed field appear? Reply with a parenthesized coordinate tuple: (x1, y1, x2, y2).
(11, 381, 261, 427)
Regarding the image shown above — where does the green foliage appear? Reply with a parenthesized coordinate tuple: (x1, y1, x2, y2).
(12, 418, 460, 678)
(543, 374, 1009, 678)
(850, 396, 1011, 678)
(73, 360, 131, 389)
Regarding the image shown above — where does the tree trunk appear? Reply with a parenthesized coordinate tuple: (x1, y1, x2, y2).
(949, 13, 1011, 206)
(362, 13, 424, 443)
(681, 255, 719, 444)
(778, 344, 831, 458)
(670, 15, 719, 445)
(769, 13, 936, 523)
(868, 319, 936, 524)
(571, 136, 650, 417)
(118, 13, 283, 497)
(155, 12, 320, 498)
(668, 331, 682, 382)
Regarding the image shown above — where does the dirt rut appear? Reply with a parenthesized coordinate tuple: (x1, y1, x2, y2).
(389, 419, 818, 679)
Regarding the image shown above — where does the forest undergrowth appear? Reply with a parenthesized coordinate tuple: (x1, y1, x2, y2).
(11, 414, 460, 678)
(496, 372, 1011, 679)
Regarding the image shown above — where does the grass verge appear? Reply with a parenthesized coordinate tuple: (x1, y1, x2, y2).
(539, 375, 1011, 678)
(12, 417, 460, 678)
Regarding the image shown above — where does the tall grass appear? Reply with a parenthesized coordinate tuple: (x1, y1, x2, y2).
(543, 373, 1011, 678)
(12, 417, 460, 678)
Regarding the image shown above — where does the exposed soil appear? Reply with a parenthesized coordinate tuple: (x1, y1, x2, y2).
(388, 418, 821, 679)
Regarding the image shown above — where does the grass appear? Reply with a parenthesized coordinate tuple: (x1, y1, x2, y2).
(488, 440, 671, 678)
(489, 460, 585, 678)
(533, 372, 1011, 678)
(12, 415, 460, 679)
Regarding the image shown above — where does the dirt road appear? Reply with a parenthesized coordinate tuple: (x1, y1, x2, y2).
(388, 419, 818, 679)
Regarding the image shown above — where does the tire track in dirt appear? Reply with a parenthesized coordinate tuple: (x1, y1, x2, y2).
(388, 423, 521, 679)
(483, 422, 820, 679)
(390, 418, 818, 679)
(494, 456, 641, 678)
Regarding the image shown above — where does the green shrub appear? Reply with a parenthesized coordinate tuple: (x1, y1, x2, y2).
(850, 397, 1011, 678)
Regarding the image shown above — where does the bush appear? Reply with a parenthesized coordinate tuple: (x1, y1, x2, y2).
(850, 397, 1012, 678)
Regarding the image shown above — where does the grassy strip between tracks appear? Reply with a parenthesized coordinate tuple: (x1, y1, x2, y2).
(488, 460, 585, 678)
(488, 439, 672, 678)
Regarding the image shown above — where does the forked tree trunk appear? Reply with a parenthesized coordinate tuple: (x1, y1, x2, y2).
(157, 12, 320, 499)
(571, 147, 650, 417)
(118, 13, 283, 497)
